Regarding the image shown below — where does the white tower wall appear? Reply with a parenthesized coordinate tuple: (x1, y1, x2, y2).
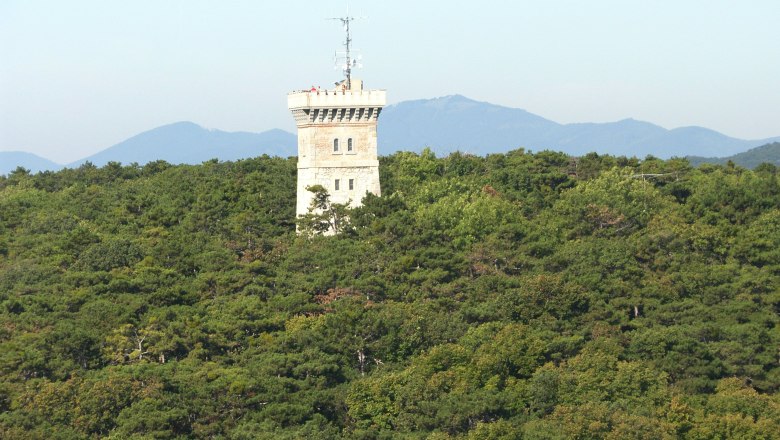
(288, 86, 386, 219)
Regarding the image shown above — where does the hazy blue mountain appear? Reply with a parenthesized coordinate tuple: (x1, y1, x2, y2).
(378, 95, 561, 155)
(378, 95, 780, 158)
(688, 142, 780, 169)
(0, 151, 63, 175)
(68, 121, 297, 167)
(7, 96, 779, 170)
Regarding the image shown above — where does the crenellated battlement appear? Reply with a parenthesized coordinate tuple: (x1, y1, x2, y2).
(288, 89, 386, 112)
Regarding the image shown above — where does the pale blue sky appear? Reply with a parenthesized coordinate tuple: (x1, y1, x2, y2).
(1, 0, 779, 163)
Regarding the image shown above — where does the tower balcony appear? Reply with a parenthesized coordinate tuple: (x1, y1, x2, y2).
(287, 89, 387, 111)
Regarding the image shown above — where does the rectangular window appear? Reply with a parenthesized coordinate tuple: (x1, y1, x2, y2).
(333, 139, 339, 152)
(334, 179, 340, 191)
(349, 179, 354, 190)
(347, 138, 353, 152)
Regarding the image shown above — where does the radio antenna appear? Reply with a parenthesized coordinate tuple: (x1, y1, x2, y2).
(329, 10, 365, 89)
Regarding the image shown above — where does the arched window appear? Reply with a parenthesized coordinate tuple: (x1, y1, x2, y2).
(347, 138, 353, 152)
(333, 138, 339, 152)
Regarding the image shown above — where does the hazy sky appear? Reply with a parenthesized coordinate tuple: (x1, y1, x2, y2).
(2, 0, 779, 163)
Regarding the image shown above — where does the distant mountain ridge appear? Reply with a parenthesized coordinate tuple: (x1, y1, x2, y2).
(0, 151, 63, 175)
(3, 95, 780, 175)
(378, 95, 780, 158)
(688, 142, 780, 169)
(68, 122, 297, 168)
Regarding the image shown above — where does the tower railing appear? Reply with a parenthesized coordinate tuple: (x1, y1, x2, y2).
(288, 89, 387, 109)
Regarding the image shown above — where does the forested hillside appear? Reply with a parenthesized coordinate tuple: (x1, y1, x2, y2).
(1, 152, 779, 439)
(688, 142, 780, 169)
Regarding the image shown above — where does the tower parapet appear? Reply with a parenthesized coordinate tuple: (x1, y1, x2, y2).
(288, 88, 386, 113)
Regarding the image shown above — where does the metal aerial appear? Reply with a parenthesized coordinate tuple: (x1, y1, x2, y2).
(329, 10, 365, 89)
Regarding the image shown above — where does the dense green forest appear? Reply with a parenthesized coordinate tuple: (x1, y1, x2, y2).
(1, 150, 779, 439)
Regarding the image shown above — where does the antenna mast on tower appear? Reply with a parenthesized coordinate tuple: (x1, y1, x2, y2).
(330, 11, 364, 89)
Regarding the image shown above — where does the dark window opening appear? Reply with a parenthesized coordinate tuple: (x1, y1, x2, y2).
(335, 179, 340, 191)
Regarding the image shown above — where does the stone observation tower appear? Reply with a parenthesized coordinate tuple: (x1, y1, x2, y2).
(288, 14, 386, 219)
